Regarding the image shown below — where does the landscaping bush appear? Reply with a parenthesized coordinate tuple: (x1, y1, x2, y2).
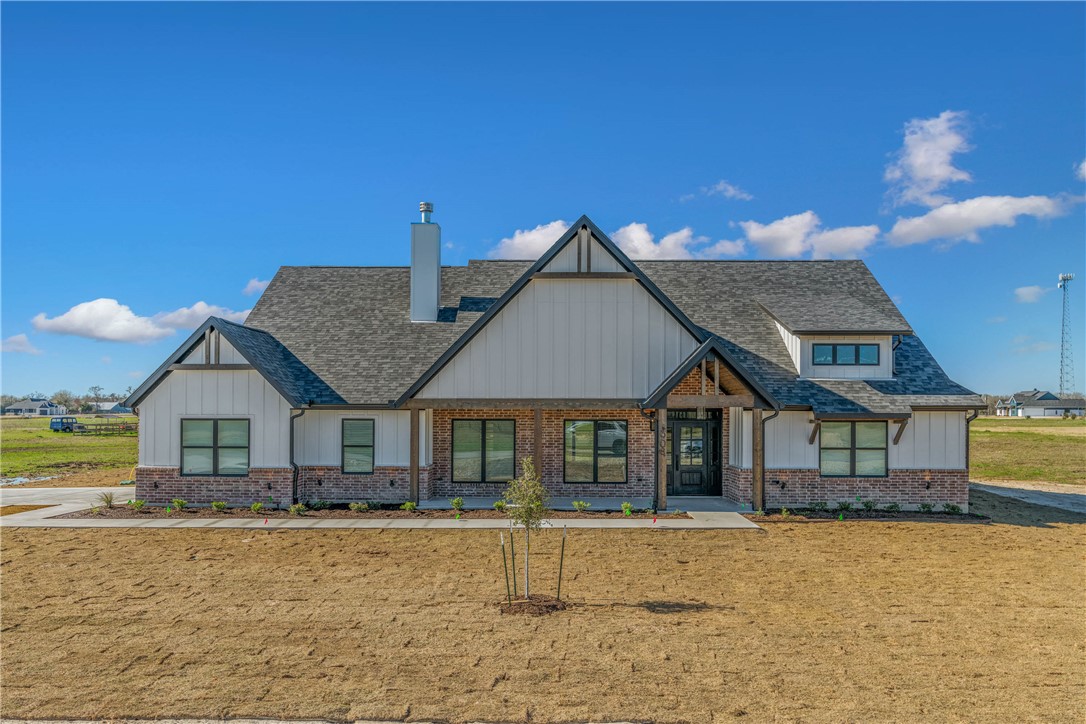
(307, 500, 330, 511)
(127, 499, 146, 512)
(450, 497, 465, 511)
(348, 502, 368, 512)
(811, 501, 829, 512)
(861, 499, 878, 512)
(400, 501, 417, 511)
(250, 502, 263, 513)
(572, 500, 591, 512)
(942, 503, 963, 515)
(288, 503, 307, 516)
(96, 491, 115, 508)
(835, 501, 853, 513)
(170, 498, 187, 511)
(918, 502, 935, 513)
(210, 501, 227, 512)
(780, 507, 790, 518)
(492, 500, 506, 511)
(620, 501, 633, 516)
(884, 502, 901, 513)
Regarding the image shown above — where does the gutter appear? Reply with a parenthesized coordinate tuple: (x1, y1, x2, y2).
(289, 408, 308, 505)
(754, 405, 781, 512)
(965, 409, 979, 473)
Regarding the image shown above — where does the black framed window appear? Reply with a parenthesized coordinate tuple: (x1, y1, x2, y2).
(812, 343, 880, 366)
(181, 419, 249, 476)
(564, 420, 628, 483)
(819, 421, 887, 477)
(452, 420, 515, 483)
(342, 419, 375, 474)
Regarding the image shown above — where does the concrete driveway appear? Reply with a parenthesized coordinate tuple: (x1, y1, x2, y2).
(971, 482, 1086, 514)
(0, 486, 133, 522)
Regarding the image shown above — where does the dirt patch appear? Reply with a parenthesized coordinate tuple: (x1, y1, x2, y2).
(57, 504, 681, 520)
(1, 489, 1082, 723)
(0, 505, 50, 517)
(498, 593, 569, 616)
(3, 467, 133, 488)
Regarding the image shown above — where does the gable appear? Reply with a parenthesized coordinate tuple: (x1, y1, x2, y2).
(418, 276, 699, 399)
(541, 228, 626, 273)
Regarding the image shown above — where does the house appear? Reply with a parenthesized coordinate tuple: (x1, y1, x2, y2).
(126, 209, 984, 512)
(3, 398, 67, 416)
(89, 401, 133, 414)
(996, 390, 1085, 417)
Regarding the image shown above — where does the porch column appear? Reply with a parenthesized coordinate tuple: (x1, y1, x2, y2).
(751, 407, 764, 511)
(409, 407, 420, 503)
(533, 407, 543, 471)
(656, 407, 668, 510)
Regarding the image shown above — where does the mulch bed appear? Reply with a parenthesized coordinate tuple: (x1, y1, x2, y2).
(498, 594, 569, 616)
(746, 509, 991, 523)
(57, 505, 687, 520)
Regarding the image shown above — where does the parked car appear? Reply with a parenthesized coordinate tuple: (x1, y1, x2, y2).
(49, 416, 80, 433)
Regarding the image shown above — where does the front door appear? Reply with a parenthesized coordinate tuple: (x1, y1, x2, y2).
(666, 418, 721, 496)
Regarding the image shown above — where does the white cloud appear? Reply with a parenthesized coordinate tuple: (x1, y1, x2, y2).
(807, 225, 881, 260)
(1014, 285, 1052, 303)
(242, 278, 270, 296)
(700, 238, 746, 257)
(1, 334, 42, 355)
(1014, 340, 1056, 355)
(887, 195, 1064, 246)
(703, 180, 754, 201)
(489, 220, 569, 259)
(101, 356, 112, 365)
(884, 110, 972, 208)
(154, 301, 249, 329)
(32, 298, 250, 343)
(1077, 159, 1086, 181)
(612, 223, 709, 260)
(127, 370, 145, 379)
(986, 316, 1007, 324)
(740, 211, 821, 257)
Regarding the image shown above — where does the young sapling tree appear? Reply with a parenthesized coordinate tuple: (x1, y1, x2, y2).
(501, 456, 549, 599)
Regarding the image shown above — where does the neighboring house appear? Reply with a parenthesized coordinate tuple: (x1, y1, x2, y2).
(996, 390, 1085, 417)
(3, 398, 67, 416)
(89, 401, 133, 414)
(126, 210, 984, 512)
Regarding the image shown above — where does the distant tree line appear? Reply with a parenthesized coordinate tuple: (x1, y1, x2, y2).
(1, 385, 135, 414)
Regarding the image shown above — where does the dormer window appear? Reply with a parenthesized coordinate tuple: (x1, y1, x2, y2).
(812, 343, 880, 366)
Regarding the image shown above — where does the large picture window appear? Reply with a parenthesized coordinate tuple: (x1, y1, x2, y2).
(181, 419, 249, 476)
(342, 419, 375, 474)
(564, 420, 628, 483)
(819, 421, 887, 477)
(812, 343, 880, 366)
(452, 420, 515, 483)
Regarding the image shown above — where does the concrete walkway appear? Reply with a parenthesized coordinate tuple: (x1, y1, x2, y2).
(971, 482, 1086, 514)
(0, 486, 759, 530)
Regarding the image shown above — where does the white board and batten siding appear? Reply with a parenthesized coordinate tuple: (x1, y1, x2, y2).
(774, 324, 893, 380)
(177, 331, 248, 365)
(729, 409, 966, 470)
(419, 278, 699, 399)
(544, 235, 626, 273)
(138, 369, 293, 468)
(294, 410, 432, 467)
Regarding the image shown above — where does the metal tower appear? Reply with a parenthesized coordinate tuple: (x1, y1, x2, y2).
(1058, 273, 1075, 396)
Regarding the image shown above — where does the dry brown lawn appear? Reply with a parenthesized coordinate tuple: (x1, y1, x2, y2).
(0, 505, 49, 517)
(1, 490, 1083, 723)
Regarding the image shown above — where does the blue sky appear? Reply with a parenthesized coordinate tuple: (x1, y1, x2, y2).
(2, 2, 1084, 398)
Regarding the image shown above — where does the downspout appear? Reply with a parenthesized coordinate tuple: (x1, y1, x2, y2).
(756, 406, 781, 511)
(289, 408, 307, 505)
(965, 409, 979, 473)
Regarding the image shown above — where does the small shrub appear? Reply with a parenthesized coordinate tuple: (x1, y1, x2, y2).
(348, 502, 368, 512)
(307, 500, 330, 511)
(811, 501, 829, 512)
(884, 502, 902, 513)
(96, 491, 115, 508)
(365, 500, 383, 510)
(450, 497, 465, 511)
(400, 501, 417, 511)
(835, 501, 853, 512)
(752, 509, 765, 516)
(572, 500, 591, 512)
(918, 502, 935, 513)
(780, 507, 790, 518)
(492, 500, 506, 511)
(250, 502, 264, 513)
(210, 501, 227, 512)
(620, 501, 633, 516)
(942, 503, 963, 515)
(170, 498, 187, 511)
(90, 506, 102, 516)
(861, 499, 878, 512)
(288, 503, 307, 516)
(128, 499, 146, 512)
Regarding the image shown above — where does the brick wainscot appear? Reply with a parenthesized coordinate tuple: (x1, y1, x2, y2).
(135, 467, 293, 508)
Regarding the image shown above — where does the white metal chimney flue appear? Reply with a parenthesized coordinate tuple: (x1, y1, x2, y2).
(410, 201, 440, 322)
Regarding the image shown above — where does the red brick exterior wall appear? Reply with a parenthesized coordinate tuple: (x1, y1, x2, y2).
(723, 467, 969, 511)
(297, 465, 429, 503)
(430, 408, 655, 499)
(135, 467, 293, 508)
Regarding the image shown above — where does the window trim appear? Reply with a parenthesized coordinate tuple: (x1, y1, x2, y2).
(812, 343, 881, 367)
(451, 418, 516, 484)
(563, 419, 629, 484)
(341, 418, 376, 475)
(180, 418, 250, 477)
(819, 420, 888, 478)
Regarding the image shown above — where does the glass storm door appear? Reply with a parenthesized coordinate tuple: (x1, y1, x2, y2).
(670, 422, 708, 495)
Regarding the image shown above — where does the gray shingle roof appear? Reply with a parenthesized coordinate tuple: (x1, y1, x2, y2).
(245, 257, 981, 414)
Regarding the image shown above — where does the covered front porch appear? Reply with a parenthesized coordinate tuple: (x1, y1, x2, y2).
(416, 494, 747, 512)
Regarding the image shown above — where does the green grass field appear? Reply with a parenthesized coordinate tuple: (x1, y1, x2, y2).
(0, 416, 138, 479)
(970, 416, 1085, 486)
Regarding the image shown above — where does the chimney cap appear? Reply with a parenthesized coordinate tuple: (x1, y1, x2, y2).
(419, 201, 433, 213)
